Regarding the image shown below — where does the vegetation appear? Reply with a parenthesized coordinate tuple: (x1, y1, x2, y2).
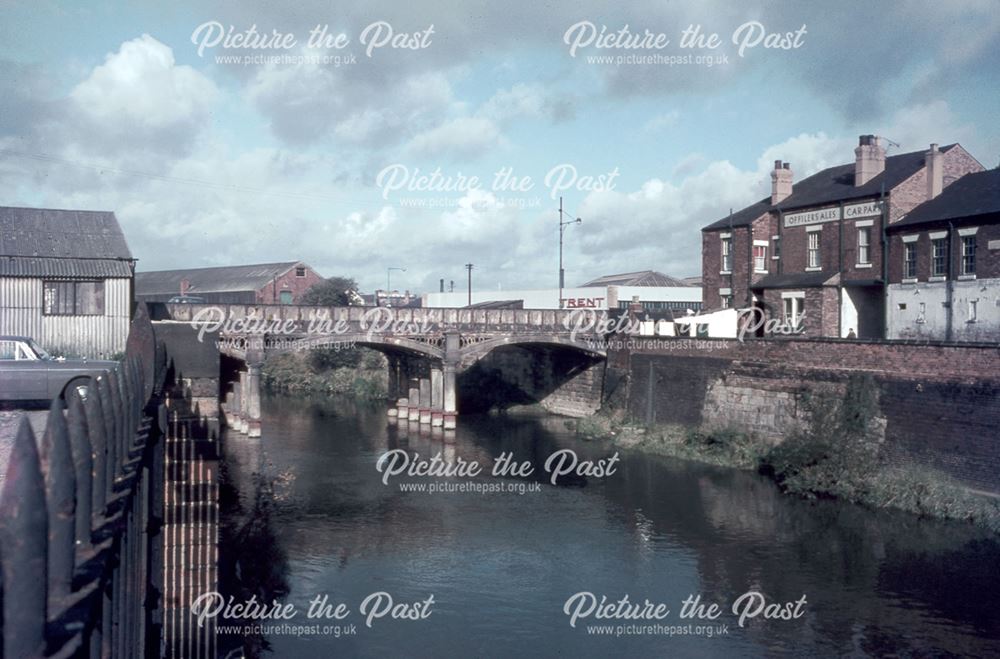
(300, 276, 359, 306)
(261, 347, 387, 400)
(582, 374, 1000, 531)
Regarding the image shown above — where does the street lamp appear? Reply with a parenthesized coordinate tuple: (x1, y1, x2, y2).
(386, 267, 406, 292)
(558, 196, 582, 309)
(465, 263, 474, 306)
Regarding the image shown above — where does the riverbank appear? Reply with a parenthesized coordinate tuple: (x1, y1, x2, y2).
(261, 348, 387, 400)
(574, 406, 1000, 533)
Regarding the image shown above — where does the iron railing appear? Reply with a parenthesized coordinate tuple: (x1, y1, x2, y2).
(0, 305, 166, 657)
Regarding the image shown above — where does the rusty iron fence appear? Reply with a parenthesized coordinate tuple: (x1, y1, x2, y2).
(0, 305, 168, 657)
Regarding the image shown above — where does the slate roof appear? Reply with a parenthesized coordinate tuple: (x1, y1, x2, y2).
(888, 168, 1000, 230)
(703, 145, 959, 231)
(135, 262, 302, 296)
(580, 270, 692, 287)
(0, 206, 134, 277)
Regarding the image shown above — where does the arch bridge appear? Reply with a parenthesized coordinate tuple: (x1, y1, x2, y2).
(160, 303, 619, 433)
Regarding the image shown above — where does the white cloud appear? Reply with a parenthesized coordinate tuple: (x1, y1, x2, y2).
(71, 35, 217, 128)
(407, 116, 504, 160)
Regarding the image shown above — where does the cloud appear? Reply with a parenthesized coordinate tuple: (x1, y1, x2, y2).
(407, 116, 504, 160)
(643, 110, 680, 134)
(68, 35, 218, 157)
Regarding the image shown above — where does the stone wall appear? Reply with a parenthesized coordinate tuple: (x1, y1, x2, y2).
(609, 337, 1000, 493)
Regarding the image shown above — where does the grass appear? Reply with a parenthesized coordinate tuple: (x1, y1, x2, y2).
(577, 374, 1000, 532)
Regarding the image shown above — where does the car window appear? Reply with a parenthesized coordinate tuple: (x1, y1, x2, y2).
(0, 341, 15, 360)
(28, 340, 49, 359)
(16, 342, 37, 360)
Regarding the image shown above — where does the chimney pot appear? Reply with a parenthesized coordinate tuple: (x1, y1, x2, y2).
(783, 162, 790, 170)
(774, 159, 782, 170)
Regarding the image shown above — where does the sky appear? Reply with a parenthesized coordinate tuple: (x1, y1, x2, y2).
(1, 0, 998, 294)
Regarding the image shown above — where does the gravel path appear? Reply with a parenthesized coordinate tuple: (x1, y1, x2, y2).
(0, 409, 48, 492)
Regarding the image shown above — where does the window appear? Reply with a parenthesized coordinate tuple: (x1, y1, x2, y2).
(969, 299, 978, 322)
(279, 290, 293, 304)
(932, 238, 948, 277)
(807, 232, 821, 268)
(962, 235, 976, 276)
(903, 243, 917, 279)
(782, 294, 804, 329)
(0, 341, 36, 361)
(295, 266, 307, 277)
(753, 244, 767, 272)
(721, 295, 732, 309)
(772, 235, 781, 260)
(721, 237, 732, 272)
(43, 281, 105, 316)
(857, 227, 871, 264)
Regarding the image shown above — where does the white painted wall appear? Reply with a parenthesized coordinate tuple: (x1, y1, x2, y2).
(0, 277, 131, 357)
(887, 278, 1000, 342)
(423, 285, 702, 310)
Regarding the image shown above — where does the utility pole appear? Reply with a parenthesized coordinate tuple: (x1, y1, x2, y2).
(465, 263, 474, 306)
(558, 196, 582, 309)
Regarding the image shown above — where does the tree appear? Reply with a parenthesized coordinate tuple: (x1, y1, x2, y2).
(301, 276, 359, 306)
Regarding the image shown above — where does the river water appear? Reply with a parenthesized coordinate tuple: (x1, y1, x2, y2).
(216, 394, 1000, 658)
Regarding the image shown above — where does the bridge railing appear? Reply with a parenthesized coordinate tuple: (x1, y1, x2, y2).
(160, 302, 597, 332)
(0, 304, 166, 657)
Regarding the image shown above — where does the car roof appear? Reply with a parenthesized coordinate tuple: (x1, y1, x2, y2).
(0, 336, 33, 342)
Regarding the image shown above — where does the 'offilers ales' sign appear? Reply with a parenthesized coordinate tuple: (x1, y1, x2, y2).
(784, 201, 881, 228)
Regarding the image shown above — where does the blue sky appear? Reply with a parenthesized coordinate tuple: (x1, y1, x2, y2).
(1, 0, 998, 293)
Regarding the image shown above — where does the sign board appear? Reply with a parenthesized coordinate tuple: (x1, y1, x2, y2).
(784, 200, 882, 228)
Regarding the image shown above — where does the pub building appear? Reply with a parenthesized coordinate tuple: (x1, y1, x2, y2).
(701, 135, 984, 338)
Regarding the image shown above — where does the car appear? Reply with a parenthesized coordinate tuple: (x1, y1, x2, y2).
(0, 336, 119, 402)
(168, 295, 206, 304)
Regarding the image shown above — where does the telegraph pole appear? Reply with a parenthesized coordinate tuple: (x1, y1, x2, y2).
(465, 263, 474, 306)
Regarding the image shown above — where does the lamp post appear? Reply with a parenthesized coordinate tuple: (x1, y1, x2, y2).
(558, 196, 582, 309)
(465, 263, 474, 306)
(386, 267, 406, 292)
(386, 267, 405, 306)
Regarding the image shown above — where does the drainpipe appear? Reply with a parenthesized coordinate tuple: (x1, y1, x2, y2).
(946, 221, 955, 342)
(838, 200, 844, 338)
(880, 182, 889, 339)
(746, 223, 753, 308)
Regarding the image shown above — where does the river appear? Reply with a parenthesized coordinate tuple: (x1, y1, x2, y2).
(216, 394, 1000, 658)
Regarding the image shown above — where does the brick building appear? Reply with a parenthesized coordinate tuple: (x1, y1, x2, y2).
(135, 261, 324, 304)
(886, 167, 1000, 342)
(701, 136, 983, 338)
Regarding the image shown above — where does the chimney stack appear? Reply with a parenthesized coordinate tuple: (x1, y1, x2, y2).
(854, 134, 885, 186)
(925, 143, 943, 200)
(771, 159, 793, 204)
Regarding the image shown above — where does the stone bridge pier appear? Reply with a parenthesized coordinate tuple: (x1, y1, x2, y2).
(388, 333, 459, 429)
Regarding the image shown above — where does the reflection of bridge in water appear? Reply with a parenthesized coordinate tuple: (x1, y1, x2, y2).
(158, 304, 622, 436)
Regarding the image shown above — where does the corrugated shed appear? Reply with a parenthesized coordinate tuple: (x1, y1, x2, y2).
(0, 277, 130, 358)
(135, 262, 302, 296)
(0, 256, 133, 278)
(0, 206, 133, 259)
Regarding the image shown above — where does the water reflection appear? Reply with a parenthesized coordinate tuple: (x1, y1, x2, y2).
(218, 395, 1000, 658)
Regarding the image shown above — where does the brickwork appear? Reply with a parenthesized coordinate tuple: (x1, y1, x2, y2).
(609, 336, 1000, 493)
(255, 263, 324, 304)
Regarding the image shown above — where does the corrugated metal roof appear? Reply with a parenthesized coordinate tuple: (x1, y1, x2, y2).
(580, 270, 692, 287)
(0, 206, 133, 260)
(135, 262, 305, 296)
(0, 256, 133, 278)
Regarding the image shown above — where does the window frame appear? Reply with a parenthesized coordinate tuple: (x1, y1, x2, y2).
(903, 243, 917, 279)
(42, 280, 106, 316)
(720, 236, 732, 273)
(931, 238, 948, 278)
(961, 235, 976, 276)
(807, 231, 821, 269)
(857, 226, 871, 265)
